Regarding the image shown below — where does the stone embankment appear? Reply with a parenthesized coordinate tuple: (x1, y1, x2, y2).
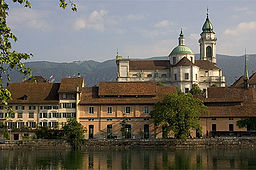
(1, 138, 256, 150)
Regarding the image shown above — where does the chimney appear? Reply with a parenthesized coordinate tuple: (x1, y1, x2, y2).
(78, 73, 81, 78)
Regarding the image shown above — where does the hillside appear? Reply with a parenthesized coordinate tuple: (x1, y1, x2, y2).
(6, 54, 256, 86)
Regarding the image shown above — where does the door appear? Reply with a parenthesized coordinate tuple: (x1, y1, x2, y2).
(144, 124, 149, 139)
(89, 125, 94, 139)
(14, 134, 19, 140)
(229, 124, 234, 132)
(124, 124, 131, 139)
(107, 124, 112, 139)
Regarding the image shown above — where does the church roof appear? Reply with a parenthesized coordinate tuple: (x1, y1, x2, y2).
(231, 73, 256, 88)
(194, 60, 219, 70)
(175, 57, 195, 67)
(202, 15, 214, 33)
(129, 60, 171, 70)
(24, 76, 49, 83)
(249, 73, 256, 85)
(169, 45, 193, 55)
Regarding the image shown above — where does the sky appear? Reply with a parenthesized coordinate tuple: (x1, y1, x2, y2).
(6, 0, 256, 62)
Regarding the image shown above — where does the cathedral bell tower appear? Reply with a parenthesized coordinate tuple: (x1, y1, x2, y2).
(199, 10, 217, 64)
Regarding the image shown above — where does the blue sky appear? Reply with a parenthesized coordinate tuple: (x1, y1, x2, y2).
(7, 0, 256, 62)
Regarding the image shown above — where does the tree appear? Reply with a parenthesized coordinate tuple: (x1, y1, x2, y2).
(150, 92, 208, 139)
(62, 118, 86, 150)
(237, 118, 256, 131)
(0, 0, 76, 106)
(189, 84, 202, 95)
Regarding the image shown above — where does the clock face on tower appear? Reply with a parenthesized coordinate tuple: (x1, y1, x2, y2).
(206, 34, 210, 39)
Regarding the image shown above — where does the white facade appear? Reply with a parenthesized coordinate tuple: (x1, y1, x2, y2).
(116, 14, 225, 92)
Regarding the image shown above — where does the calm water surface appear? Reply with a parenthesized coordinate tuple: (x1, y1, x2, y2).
(1, 148, 256, 169)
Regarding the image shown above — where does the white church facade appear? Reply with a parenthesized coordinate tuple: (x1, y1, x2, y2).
(116, 13, 225, 93)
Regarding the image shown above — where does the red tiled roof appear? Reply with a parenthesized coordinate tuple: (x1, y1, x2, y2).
(98, 82, 157, 96)
(80, 83, 177, 105)
(249, 73, 256, 85)
(195, 60, 219, 70)
(58, 77, 84, 93)
(7, 82, 60, 104)
(24, 76, 49, 83)
(129, 60, 171, 70)
(175, 57, 195, 67)
(230, 76, 244, 88)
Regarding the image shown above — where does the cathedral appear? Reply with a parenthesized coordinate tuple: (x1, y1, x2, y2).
(116, 13, 226, 93)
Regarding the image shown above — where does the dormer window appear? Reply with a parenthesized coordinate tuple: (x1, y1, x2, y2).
(63, 93, 66, 99)
(173, 57, 176, 65)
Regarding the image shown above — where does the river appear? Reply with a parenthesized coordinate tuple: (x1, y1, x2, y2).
(0, 148, 256, 169)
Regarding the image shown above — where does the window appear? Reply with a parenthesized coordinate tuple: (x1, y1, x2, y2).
(147, 74, 152, 78)
(185, 73, 189, 80)
(40, 113, 42, 118)
(52, 122, 58, 128)
(9, 113, 15, 118)
(212, 118, 216, 120)
(125, 107, 131, 114)
(18, 112, 22, 118)
(44, 106, 52, 110)
(185, 88, 189, 93)
(29, 106, 36, 110)
(107, 118, 112, 122)
(16, 106, 24, 110)
(229, 124, 234, 132)
(0, 106, 3, 110)
(29, 122, 36, 128)
(206, 46, 212, 58)
(195, 74, 198, 80)
(49, 113, 51, 118)
(43, 122, 47, 127)
(174, 74, 177, 81)
(190, 57, 193, 62)
(161, 74, 167, 78)
(173, 57, 176, 64)
(154, 72, 158, 78)
(132, 74, 138, 77)
(18, 122, 24, 128)
(72, 113, 76, 117)
(212, 124, 216, 132)
(88, 118, 94, 122)
(43, 113, 47, 118)
(107, 107, 112, 114)
(62, 103, 76, 109)
(144, 106, 149, 114)
(29, 112, 34, 118)
(63, 93, 67, 99)
(229, 118, 233, 120)
(89, 107, 94, 114)
(0, 112, 3, 118)
(53, 106, 58, 109)
(53, 112, 60, 118)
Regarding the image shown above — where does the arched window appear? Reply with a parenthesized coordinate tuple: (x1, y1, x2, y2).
(206, 46, 212, 59)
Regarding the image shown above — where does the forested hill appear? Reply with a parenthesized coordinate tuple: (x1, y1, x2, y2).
(6, 54, 256, 86)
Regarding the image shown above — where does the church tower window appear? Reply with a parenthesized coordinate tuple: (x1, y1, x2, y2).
(206, 46, 212, 59)
(173, 57, 176, 65)
(185, 73, 189, 80)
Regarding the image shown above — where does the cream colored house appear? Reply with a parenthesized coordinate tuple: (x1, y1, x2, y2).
(116, 13, 225, 93)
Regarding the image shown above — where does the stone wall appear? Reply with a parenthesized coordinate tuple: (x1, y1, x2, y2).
(1, 138, 256, 150)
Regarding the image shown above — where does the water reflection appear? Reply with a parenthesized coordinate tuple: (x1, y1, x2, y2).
(1, 148, 256, 169)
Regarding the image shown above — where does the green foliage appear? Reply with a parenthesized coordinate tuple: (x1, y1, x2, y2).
(156, 82, 164, 86)
(0, 125, 10, 140)
(62, 118, 86, 150)
(189, 84, 202, 95)
(150, 92, 207, 139)
(0, 0, 76, 106)
(35, 127, 64, 139)
(211, 84, 217, 87)
(237, 118, 256, 130)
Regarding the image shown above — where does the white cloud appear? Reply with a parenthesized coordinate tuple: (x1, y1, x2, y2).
(8, 8, 51, 31)
(154, 20, 171, 28)
(73, 10, 108, 31)
(224, 21, 256, 36)
(127, 14, 145, 21)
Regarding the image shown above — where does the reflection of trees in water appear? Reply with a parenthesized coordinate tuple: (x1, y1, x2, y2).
(1, 148, 256, 169)
(0, 150, 83, 169)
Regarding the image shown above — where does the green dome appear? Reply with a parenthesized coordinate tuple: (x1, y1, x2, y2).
(170, 45, 193, 55)
(202, 16, 213, 32)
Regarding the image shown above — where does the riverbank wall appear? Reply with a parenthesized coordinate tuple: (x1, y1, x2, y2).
(1, 138, 256, 150)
